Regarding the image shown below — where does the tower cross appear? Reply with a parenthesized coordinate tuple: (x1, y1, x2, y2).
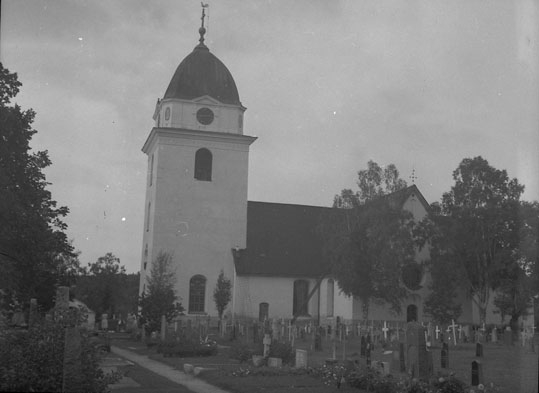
(199, 3, 209, 44)
(409, 169, 418, 184)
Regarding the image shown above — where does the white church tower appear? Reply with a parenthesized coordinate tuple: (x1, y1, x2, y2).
(139, 10, 256, 316)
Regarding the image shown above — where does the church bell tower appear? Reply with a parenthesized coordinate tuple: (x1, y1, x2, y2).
(139, 9, 256, 316)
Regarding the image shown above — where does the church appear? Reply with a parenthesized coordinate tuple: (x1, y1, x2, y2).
(138, 16, 498, 328)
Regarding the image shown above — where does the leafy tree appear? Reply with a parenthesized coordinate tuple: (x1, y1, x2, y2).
(74, 253, 139, 319)
(423, 248, 463, 324)
(423, 157, 524, 325)
(0, 63, 75, 310)
(320, 161, 415, 319)
(213, 269, 232, 320)
(139, 251, 183, 334)
(493, 201, 538, 327)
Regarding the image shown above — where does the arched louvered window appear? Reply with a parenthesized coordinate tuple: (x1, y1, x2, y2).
(327, 279, 334, 317)
(189, 275, 206, 313)
(293, 280, 309, 317)
(194, 148, 212, 181)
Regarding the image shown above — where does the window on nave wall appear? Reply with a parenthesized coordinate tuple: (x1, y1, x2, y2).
(189, 275, 206, 313)
(194, 148, 212, 181)
(326, 279, 334, 317)
(293, 279, 309, 317)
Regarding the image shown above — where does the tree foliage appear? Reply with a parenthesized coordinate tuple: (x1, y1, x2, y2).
(213, 269, 232, 319)
(320, 161, 415, 319)
(0, 63, 75, 310)
(139, 251, 183, 334)
(421, 156, 524, 324)
(74, 253, 139, 318)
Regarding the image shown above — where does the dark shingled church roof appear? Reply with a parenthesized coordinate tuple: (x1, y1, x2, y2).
(235, 185, 429, 278)
(163, 42, 241, 106)
(234, 201, 332, 278)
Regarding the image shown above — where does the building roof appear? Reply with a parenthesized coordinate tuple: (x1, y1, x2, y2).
(163, 42, 241, 106)
(234, 201, 332, 278)
(235, 186, 430, 278)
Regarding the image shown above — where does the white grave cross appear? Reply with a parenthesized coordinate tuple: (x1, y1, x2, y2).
(435, 325, 440, 340)
(449, 319, 457, 345)
(382, 321, 389, 340)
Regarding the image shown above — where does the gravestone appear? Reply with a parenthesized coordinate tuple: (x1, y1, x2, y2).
(406, 322, 432, 380)
(268, 357, 282, 368)
(55, 286, 70, 321)
(314, 330, 322, 351)
(503, 327, 512, 346)
(360, 336, 366, 356)
(295, 349, 308, 368)
(399, 342, 406, 372)
(441, 342, 449, 368)
(365, 343, 371, 366)
(475, 342, 483, 357)
(263, 334, 271, 357)
(101, 314, 108, 331)
(471, 360, 483, 386)
(491, 327, 498, 343)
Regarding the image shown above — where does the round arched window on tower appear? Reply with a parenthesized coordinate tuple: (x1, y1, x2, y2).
(196, 107, 214, 125)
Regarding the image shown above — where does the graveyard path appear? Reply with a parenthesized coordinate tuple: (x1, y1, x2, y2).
(110, 346, 231, 393)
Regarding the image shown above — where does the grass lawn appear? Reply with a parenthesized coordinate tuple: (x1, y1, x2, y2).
(111, 332, 538, 393)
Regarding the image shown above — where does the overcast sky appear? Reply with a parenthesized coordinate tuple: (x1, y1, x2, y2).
(2, 0, 538, 273)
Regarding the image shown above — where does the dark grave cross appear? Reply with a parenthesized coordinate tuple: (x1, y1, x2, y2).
(471, 360, 483, 386)
(399, 342, 406, 373)
(441, 342, 449, 368)
(366, 343, 371, 366)
(475, 342, 483, 357)
(360, 336, 366, 356)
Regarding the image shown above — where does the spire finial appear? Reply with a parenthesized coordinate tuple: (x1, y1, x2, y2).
(409, 169, 418, 184)
(199, 3, 209, 44)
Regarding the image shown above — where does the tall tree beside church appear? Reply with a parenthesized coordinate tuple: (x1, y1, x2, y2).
(139, 251, 183, 334)
(493, 200, 538, 327)
(424, 157, 524, 325)
(319, 161, 414, 319)
(213, 269, 232, 321)
(74, 253, 133, 317)
(0, 63, 74, 310)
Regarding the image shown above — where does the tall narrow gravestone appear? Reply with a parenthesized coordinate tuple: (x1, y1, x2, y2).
(406, 322, 432, 380)
(399, 342, 406, 372)
(471, 360, 483, 386)
(441, 342, 449, 368)
(475, 342, 483, 357)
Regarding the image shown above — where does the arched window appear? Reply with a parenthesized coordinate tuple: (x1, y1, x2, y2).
(259, 302, 269, 322)
(407, 304, 418, 322)
(194, 148, 212, 181)
(293, 280, 309, 317)
(189, 275, 206, 313)
(326, 279, 334, 317)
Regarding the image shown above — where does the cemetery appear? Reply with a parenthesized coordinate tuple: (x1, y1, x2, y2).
(109, 314, 539, 393)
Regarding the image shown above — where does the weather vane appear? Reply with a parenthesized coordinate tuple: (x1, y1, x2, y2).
(199, 3, 209, 44)
(409, 169, 418, 184)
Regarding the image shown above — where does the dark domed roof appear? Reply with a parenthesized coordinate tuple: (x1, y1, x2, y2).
(163, 43, 241, 106)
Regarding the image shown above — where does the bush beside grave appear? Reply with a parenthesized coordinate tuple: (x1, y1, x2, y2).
(0, 319, 120, 392)
(156, 334, 217, 357)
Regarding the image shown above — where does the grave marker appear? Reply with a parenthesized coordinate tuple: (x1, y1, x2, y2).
(382, 321, 389, 340)
(399, 342, 406, 372)
(441, 342, 449, 368)
(295, 349, 308, 368)
(263, 334, 271, 357)
(406, 322, 432, 380)
(360, 336, 366, 356)
(475, 342, 483, 357)
(365, 342, 371, 366)
(504, 327, 513, 346)
(491, 327, 498, 343)
(471, 360, 483, 386)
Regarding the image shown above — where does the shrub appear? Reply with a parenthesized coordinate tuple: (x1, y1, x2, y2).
(229, 342, 257, 363)
(0, 319, 119, 392)
(157, 335, 217, 357)
(269, 341, 295, 365)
